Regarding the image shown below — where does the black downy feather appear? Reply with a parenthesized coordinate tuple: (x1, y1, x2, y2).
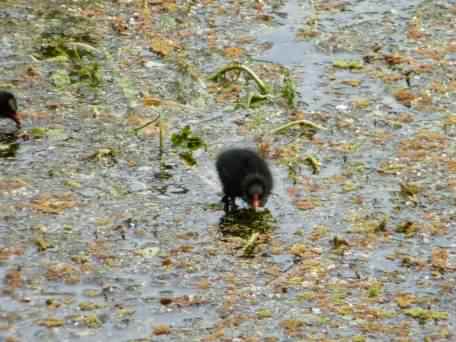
(0, 91, 20, 129)
(216, 148, 273, 212)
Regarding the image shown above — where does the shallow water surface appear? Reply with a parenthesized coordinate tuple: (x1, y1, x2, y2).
(0, 0, 455, 340)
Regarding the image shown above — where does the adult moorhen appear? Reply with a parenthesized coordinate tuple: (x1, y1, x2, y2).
(216, 148, 273, 212)
(0, 91, 21, 129)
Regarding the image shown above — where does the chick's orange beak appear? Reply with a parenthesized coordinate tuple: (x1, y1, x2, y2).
(252, 193, 261, 209)
(9, 111, 21, 129)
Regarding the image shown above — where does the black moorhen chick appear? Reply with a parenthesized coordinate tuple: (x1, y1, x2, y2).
(216, 148, 273, 212)
(0, 91, 21, 129)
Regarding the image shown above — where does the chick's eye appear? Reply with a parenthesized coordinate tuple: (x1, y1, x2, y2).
(8, 98, 17, 112)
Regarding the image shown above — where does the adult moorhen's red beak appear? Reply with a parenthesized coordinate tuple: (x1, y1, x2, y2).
(252, 193, 261, 209)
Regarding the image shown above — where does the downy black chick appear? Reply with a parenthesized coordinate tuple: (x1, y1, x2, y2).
(216, 148, 273, 212)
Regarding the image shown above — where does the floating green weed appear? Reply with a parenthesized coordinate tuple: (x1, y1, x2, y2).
(70, 59, 102, 88)
(34, 11, 103, 91)
(219, 209, 275, 238)
(404, 307, 448, 323)
(171, 126, 206, 166)
(51, 69, 71, 89)
(333, 59, 364, 70)
(171, 126, 205, 150)
(367, 282, 383, 298)
(238, 93, 271, 109)
(281, 76, 297, 108)
(28, 128, 67, 140)
(209, 63, 273, 109)
(85, 148, 118, 166)
(256, 308, 273, 319)
(0, 142, 19, 158)
(29, 127, 48, 139)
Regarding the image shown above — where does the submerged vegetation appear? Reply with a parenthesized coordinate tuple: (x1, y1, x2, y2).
(219, 208, 276, 238)
(0, 0, 454, 341)
(33, 8, 103, 92)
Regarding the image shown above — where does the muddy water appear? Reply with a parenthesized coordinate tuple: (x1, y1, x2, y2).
(1, 0, 455, 341)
